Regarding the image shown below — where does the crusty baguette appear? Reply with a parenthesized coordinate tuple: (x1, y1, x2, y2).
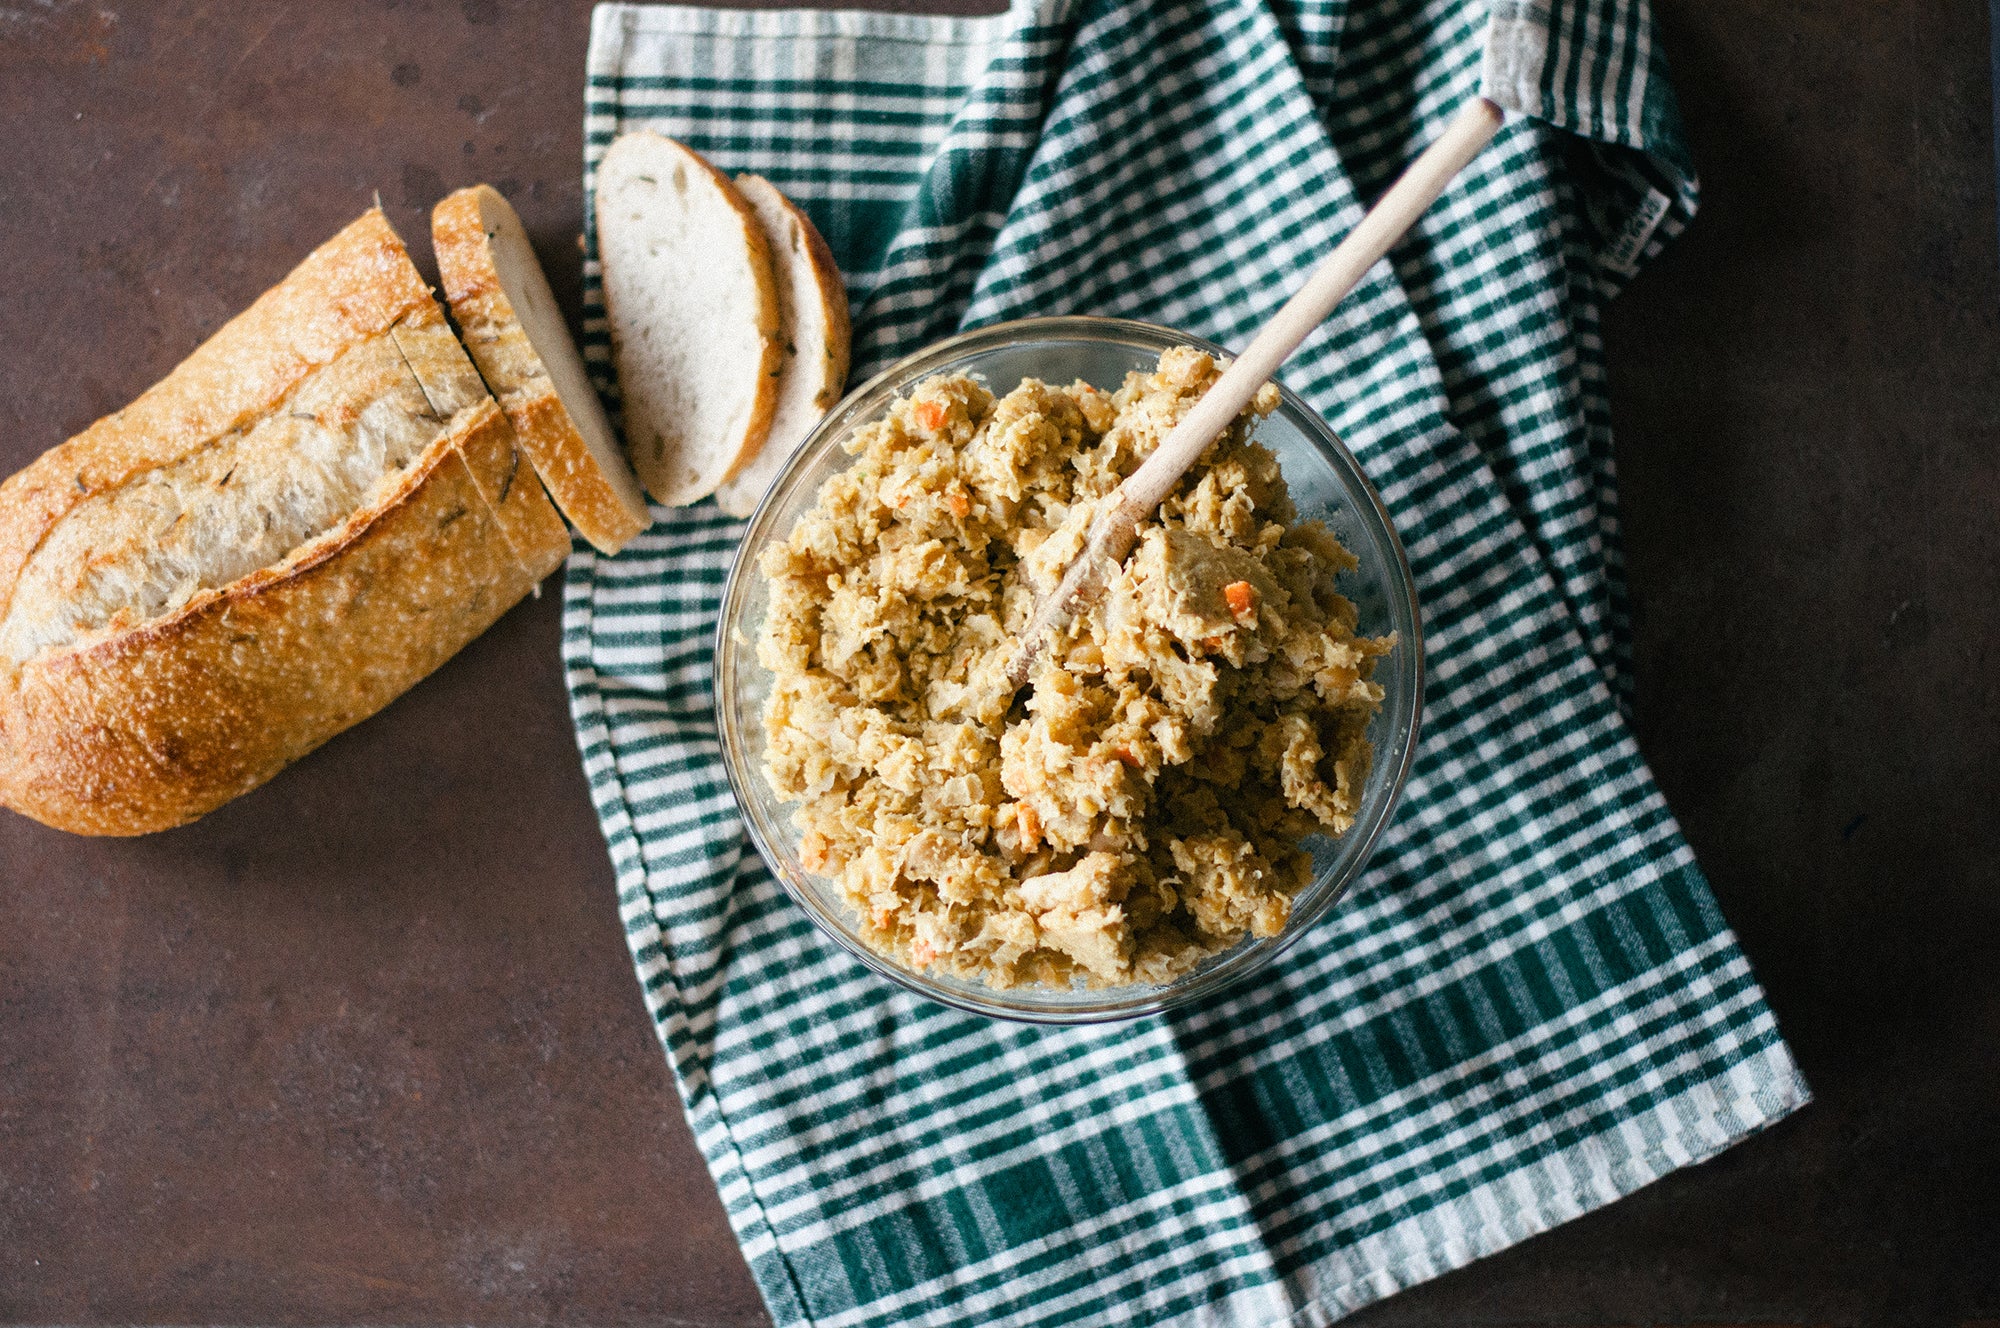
(596, 132, 781, 506)
(433, 184, 651, 552)
(715, 175, 851, 519)
(0, 208, 567, 836)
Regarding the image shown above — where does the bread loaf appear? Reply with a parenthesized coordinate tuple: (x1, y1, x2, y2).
(0, 208, 569, 836)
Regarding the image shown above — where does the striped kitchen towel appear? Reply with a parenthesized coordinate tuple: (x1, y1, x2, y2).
(565, 1, 1810, 1324)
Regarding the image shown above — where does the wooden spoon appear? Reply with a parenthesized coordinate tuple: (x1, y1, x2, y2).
(1001, 96, 1505, 692)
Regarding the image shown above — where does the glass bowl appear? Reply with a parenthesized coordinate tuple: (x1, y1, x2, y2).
(715, 316, 1423, 1023)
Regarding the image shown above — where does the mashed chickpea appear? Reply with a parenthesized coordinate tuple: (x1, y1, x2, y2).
(757, 347, 1391, 989)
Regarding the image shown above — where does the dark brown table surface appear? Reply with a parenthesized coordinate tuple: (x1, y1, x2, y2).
(2, 2, 1995, 1324)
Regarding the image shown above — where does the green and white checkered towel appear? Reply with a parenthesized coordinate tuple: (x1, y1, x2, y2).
(567, 2, 1810, 1323)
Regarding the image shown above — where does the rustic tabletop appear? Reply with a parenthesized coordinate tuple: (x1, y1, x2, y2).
(1, 2, 1995, 1324)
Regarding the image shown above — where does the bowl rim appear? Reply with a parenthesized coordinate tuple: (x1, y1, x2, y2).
(714, 314, 1425, 1024)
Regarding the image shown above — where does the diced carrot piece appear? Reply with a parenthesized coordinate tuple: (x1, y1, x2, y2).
(1223, 580, 1257, 620)
(1018, 803, 1042, 851)
(1112, 744, 1141, 768)
(914, 399, 949, 431)
(947, 489, 971, 518)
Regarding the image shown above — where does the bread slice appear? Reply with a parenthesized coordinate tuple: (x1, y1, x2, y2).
(383, 311, 568, 580)
(595, 132, 781, 507)
(715, 176, 852, 519)
(432, 184, 650, 553)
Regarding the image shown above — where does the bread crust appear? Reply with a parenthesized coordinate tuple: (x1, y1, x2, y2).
(715, 176, 853, 519)
(0, 209, 433, 628)
(433, 184, 650, 552)
(595, 132, 783, 506)
(798, 201, 851, 410)
(0, 209, 567, 835)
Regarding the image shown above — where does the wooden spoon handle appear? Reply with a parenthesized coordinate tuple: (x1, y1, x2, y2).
(1004, 96, 1505, 690)
(1115, 96, 1503, 519)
